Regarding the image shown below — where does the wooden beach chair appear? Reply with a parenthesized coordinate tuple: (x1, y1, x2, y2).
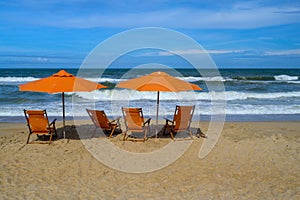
(122, 107, 151, 142)
(24, 109, 57, 144)
(163, 105, 195, 140)
(86, 109, 122, 138)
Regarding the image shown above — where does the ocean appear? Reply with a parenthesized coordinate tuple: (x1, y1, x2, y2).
(1, 68, 300, 122)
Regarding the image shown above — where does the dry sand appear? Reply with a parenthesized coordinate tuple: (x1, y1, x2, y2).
(0, 120, 299, 199)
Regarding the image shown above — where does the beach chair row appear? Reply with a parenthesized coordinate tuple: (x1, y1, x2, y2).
(86, 106, 195, 141)
(23, 105, 195, 144)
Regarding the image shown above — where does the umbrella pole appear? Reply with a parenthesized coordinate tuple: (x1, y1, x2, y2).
(62, 92, 66, 139)
(156, 91, 160, 138)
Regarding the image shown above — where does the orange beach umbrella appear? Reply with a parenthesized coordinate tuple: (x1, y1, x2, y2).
(19, 70, 107, 138)
(116, 71, 202, 126)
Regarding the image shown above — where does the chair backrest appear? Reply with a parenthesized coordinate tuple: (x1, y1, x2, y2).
(122, 107, 144, 131)
(24, 110, 49, 132)
(173, 105, 195, 131)
(86, 109, 110, 130)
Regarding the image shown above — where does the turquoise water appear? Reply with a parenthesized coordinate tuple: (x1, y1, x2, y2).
(1, 68, 300, 122)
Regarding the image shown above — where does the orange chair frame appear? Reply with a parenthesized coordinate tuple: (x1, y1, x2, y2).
(86, 109, 122, 138)
(122, 107, 151, 141)
(24, 109, 57, 144)
(163, 105, 195, 140)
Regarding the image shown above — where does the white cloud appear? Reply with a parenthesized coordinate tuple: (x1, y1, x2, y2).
(257, 37, 273, 40)
(136, 49, 245, 57)
(264, 49, 300, 56)
(36, 57, 49, 62)
(158, 49, 245, 56)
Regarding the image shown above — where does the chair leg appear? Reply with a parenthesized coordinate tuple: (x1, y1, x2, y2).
(166, 126, 174, 140)
(189, 130, 194, 139)
(143, 127, 148, 142)
(26, 133, 31, 144)
(123, 132, 127, 141)
(108, 126, 116, 138)
(48, 132, 53, 145)
(169, 130, 175, 140)
(162, 125, 167, 135)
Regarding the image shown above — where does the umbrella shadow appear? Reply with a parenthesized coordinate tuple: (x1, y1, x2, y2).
(56, 125, 80, 140)
(144, 125, 205, 140)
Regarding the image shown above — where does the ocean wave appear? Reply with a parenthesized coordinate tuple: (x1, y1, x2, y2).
(287, 81, 300, 84)
(85, 77, 128, 83)
(87, 76, 228, 83)
(0, 77, 39, 83)
(1, 74, 298, 84)
(0, 76, 127, 84)
(2, 102, 300, 117)
(234, 76, 274, 81)
(73, 90, 300, 101)
(179, 76, 228, 82)
(232, 74, 299, 82)
(223, 91, 300, 101)
(224, 104, 300, 115)
(274, 74, 298, 81)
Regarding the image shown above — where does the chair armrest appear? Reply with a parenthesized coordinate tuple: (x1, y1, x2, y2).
(110, 116, 121, 123)
(143, 118, 151, 126)
(49, 118, 57, 127)
(164, 117, 174, 125)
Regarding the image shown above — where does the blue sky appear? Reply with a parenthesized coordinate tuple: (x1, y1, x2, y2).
(0, 0, 300, 68)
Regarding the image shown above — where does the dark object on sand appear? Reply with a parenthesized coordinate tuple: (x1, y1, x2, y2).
(196, 128, 207, 138)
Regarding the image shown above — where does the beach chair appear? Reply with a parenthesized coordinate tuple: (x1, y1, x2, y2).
(24, 109, 57, 144)
(163, 105, 195, 140)
(122, 107, 151, 142)
(86, 109, 122, 138)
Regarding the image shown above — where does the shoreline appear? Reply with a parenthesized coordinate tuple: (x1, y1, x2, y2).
(1, 113, 300, 123)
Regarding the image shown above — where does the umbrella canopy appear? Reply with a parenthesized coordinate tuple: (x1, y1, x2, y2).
(19, 70, 107, 138)
(116, 71, 202, 128)
(19, 70, 106, 93)
(117, 71, 201, 92)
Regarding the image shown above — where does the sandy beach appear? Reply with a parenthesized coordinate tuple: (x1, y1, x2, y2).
(0, 120, 299, 199)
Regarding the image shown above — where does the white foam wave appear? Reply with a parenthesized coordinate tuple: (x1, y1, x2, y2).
(179, 76, 228, 82)
(85, 76, 228, 83)
(178, 76, 202, 82)
(72, 103, 300, 116)
(2, 102, 300, 117)
(74, 90, 300, 101)
(75, 90, 205, 101)
(287, 81, 300, 84)
(87, 76, 227, 83)
(224, 104, 300, 115)
(85, 77, 128, 83)
(0, 76, 128, 84)
(1, 74, 298, 84)
(0, 77, 39, 83)
(274, 75, 298, 81)
(223, 91, 300, 101)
